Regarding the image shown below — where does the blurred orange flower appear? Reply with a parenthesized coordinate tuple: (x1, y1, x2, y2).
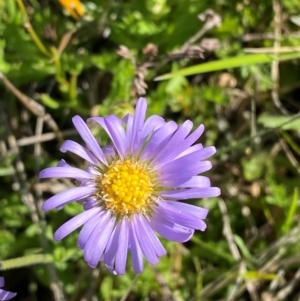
(58, 0, 85, 19)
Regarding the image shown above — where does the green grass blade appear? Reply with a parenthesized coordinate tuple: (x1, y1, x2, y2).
(155, 52, 300, 81)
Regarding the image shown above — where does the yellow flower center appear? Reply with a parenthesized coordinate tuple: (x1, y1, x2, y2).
(97, 160, 154, 217)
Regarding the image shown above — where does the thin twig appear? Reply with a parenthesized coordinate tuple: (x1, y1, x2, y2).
(16, 129, 77, 147)
(0, 73, 63, 143)
(271, 0, 289, 115)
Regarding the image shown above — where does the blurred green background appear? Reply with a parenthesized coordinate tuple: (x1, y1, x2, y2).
(1, 0, 300, 300)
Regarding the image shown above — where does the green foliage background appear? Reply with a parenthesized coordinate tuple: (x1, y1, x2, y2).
(1, 0, 300, 300)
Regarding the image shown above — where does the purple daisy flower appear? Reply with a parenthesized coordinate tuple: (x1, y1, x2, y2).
(0, 277, 16, 301)
(40, 97, 220, 275)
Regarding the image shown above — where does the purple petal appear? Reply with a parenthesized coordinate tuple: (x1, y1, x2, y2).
(102, 146, 116, 160)
(56, 159, 71, 167)
(72, 116, 107, 164)
(133, 216, 158, 265)
(176, 124, 205, 156)
(60, 140, 99, 165)
(115, 219, 129, 275)
(151, 120, 193, 165)
(42, 186, 96, 212)
(83, 197, 99, 210)
(124, 115, 133, 147)
(142, 115, 165, 139)
(88, 116, 127, 158)
(129, 222, 143, 274)
(149, 215, 194, 242)
(156, 146, 216, 172)
(83, 219, 104, 262)
(0, 289, 17, 301)
(0, 278, 4, 287)
(141, 121, 178, 161)
(104, 223, 122, 269)
(159, 187, 221, 200)
(158, 161, 213, 181)
(174, 143, 203, 159)
(39, 167, 93, 181)
(77, 211, 104, 250)
(154, 200, 208, 231)
(138, 216, 166, 257)
(163, 200, 209, 219)
(169, 124, 205, 162)
(161, 187, 221, 199)
(130, 97, 147, 154)
(134, 215, 166, 265)
(54, 207, 101, 241)
(161, 176, 211, 188)
(86, 212, 116, 268)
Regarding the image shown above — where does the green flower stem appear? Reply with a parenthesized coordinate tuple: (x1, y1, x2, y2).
(69, 74, 78, 104)
(16, 0, 51, 57)
(0, 254, 53, 270)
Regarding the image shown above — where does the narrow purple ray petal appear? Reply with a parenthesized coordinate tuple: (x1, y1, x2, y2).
(159, 187, 221, 200)
(149, 215, 194, 242)
(160, 124, 205, 164)
(129, 221, 144, 274)
(180, 123, 205, 149)
(142, 115, 165, 139)
(124, 114, 133, 145)
(154, 123, 205, 167)
(115, 219, 129, 275)
(174, 143, 203, 159)
(57, 159, 71, 167)
(0, 278, 4, 287)
(83, 219, 104, 262)
(104, 223, 122, 269)
(83, 196, 99, 210)
(39, 167, 93, 180)
(72, 115, 107, 164)
(130, 97, 147, 154)
(141, 121, 178, 161)
(158, 161, 213, 181)
(60, 140, 99, 165)
(54, 207, 101, 241)
(88, 213, 116, 268)
(163, 200, 209, 219)
(133, 216, 158, 265)
(88, 116, 127, 158)
(77, 211, 104, 250)
(42, 186, 96, 211)
(160, 175, 211, 188)
(102, 146, 116, 160)
(156, 146, 216, 172)
(151, 120, 193, 165)
(154, 201, 208, 231)
(138, 216, 166, 257)
(0, 289, 17, 300)
(135, 215, 166, 262)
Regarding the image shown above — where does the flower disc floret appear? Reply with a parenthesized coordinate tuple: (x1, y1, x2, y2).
(97, 159, 154, 217)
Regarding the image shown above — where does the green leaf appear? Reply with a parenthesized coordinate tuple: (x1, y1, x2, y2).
(258, 113, 300, 130)
(155, 52, 300, 80)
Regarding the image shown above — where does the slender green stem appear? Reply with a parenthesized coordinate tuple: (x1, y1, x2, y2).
(0, 254, 53, 270)
(15, 0, 51, 57)
(69, 74, 78, 103)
